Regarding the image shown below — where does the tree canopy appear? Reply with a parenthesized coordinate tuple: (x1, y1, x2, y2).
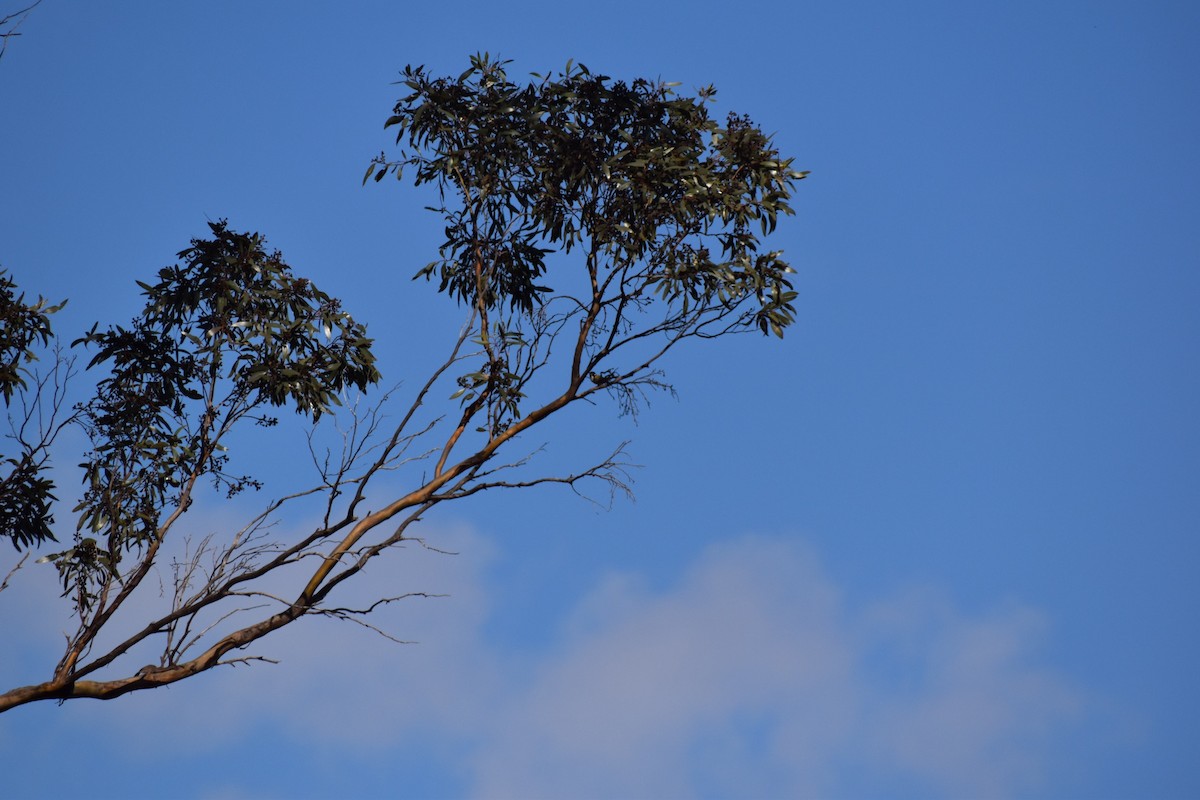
(368, 54, 804, 335)
(0, 54, 805, 712)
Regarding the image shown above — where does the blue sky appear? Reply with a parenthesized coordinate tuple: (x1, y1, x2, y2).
(1, 1, 1197, 797)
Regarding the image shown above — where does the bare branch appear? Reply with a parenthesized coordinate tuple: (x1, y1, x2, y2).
(0, 552, 28, 596)
(312, 592, 446, 644)
(214, 655, 279, 669)
(0, 0, 42, 62)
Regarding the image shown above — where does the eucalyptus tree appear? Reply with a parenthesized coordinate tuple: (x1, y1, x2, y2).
(0, 54, 806, 712)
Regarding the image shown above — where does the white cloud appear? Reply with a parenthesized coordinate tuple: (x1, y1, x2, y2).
(466, 536, 1081, 799)
(860, 591, 1079, 797)
(469, 537, 862, 799)
(0, 528, 1082, 799)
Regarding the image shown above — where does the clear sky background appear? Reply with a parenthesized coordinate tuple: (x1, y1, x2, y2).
(1, 1, 1197, 798)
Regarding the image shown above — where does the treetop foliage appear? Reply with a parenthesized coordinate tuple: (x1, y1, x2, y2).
(366, 53, 808, 337)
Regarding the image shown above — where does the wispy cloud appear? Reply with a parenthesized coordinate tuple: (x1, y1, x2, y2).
(1, 528, 1083, 798)
(466, 535, 1081, 799)
(469, 536, 862, 798)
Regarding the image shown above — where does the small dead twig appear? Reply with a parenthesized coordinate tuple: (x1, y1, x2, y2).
(0, 552, 29, 596)
(314, 592, 447, 644)
(0, 0, 43, 62)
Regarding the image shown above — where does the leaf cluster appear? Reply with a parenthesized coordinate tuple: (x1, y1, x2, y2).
(48, 222, 380, 609)
(0, 444, 56, 550)
(0, 269, 63, 406)
(0, 269, 64, 550)
(366, 53, 808, 338)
